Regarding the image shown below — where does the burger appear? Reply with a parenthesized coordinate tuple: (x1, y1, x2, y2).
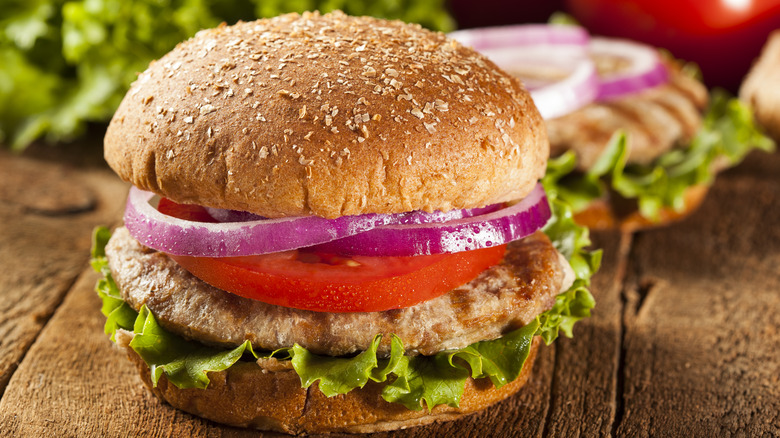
(741, 30, 780, 143)
(90, 11, 598, 434)
(450, 25, 775, 231)
(543, 45, 775, 231)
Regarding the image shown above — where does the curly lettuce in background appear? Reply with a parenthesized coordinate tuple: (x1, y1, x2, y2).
(0, 0, 454, 150)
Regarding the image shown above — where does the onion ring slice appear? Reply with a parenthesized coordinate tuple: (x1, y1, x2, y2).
(311, 183, 551, 256)
(124, 187, 501, 257)
(450, 24, 598, 120)
(590, 37, 669, 100)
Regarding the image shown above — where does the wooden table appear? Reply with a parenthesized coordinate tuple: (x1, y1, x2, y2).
(0, 138, 777, 437)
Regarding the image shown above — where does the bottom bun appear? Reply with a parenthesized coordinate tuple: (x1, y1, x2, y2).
(573, 183, 709, 232)
(117, 331, 541, 435)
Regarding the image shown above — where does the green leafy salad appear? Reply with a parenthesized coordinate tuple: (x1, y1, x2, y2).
(0, 0, 453, 150)
(90, 197, 600, 411)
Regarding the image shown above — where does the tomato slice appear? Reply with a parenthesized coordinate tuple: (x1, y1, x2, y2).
(157, 199, 506, 312)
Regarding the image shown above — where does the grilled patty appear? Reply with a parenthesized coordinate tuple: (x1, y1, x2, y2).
(106, 227, 573, 357)
(547, 62, 708, 170)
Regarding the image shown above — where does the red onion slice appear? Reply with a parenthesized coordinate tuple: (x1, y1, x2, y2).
(474, 43, 598, 120)
(590, 37, 669, 100)
(449, 24, 590, 50)
(311, 184, 551, 256)
(528, 52, 599, 120)
(450, 24, 598, 120)
(124, 187, 501, 257)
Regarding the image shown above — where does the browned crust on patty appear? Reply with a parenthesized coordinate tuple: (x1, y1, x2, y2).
(740, 30, 780, 142)
(106, 227, 572, 357)
(117, 330, 541, 435)
(104, 11, 547, 219)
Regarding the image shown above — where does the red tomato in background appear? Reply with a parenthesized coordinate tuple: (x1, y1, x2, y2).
(566, 0, 780, 92)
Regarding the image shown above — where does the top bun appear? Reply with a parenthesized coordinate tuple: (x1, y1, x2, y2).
(104, 11, 547, 218)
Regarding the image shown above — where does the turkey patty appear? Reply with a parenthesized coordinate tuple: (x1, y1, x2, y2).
(106, 226, 574, 357)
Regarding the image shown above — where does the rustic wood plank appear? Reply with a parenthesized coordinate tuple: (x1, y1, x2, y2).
(616, 151, 780, 437)
(0, 269, 255, 437)
(0, 150, 127, 395)
(542, 230, 628, 438)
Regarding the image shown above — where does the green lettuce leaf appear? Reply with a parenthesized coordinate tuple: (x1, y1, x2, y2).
(2, 1, 454, 150)
(381, 352, 470, 411)
(453, 319, 539, 388)
(90, 198, 598, 410)
(130, 305, 256, 389)
(544, 92, 775, 221)
(91, 226, 136, 340)
(291, 335, 381, 397)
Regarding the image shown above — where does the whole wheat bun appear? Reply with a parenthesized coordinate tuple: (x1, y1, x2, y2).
(104, 11, 547, 219)
(740, 30, 780, 142)
(117, 331, 541, 435)
(573, 183, 709, 232)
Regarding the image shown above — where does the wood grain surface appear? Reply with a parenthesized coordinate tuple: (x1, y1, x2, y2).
(0, 142, 777, 437)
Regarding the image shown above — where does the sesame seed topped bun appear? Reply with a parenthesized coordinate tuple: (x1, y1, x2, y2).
(104, 11, 547, 219)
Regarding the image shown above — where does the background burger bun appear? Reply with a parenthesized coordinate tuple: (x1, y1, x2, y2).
(104, 11, 548, 219)
(740, 30, 780, 143)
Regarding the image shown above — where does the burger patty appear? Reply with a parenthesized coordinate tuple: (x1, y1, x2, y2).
(547, 65, 708, 170)
(106, 227, 574, 357)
